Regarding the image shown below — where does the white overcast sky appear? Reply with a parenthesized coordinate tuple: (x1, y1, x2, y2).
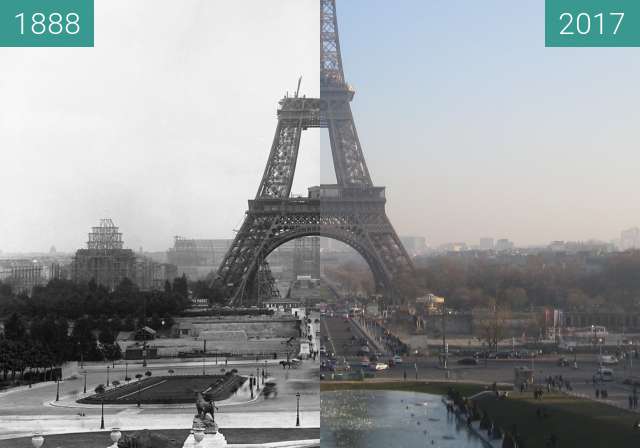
(0, 0, 319, 253)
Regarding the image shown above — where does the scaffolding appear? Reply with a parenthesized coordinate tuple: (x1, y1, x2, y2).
(87, 218, 124, 250)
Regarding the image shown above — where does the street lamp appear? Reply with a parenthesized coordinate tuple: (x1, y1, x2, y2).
(83, 370, 88, 394)
(100, 396, 105, 430)
(55, 377, 60, 401)
(295, 392, 301, 427)
(250, 375, 254, 399)
(106, 366, 110, 387)
(256, 367, 260, 391)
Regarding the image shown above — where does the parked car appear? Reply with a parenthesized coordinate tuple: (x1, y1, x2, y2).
(457, 358, 479, 366)
(599, 355, 619, 366)
(393, 355, 403, 365)
(593, 367, 614, 382)
(557, 357, 569, 367)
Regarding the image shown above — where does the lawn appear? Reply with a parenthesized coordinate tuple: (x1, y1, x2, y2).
(0, 428, 320, 448)
(474, 391, 640, 447)
(78, 374, 244, 405)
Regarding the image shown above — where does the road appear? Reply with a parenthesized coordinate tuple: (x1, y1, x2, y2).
(321, 315, 640, 413)
(0, 358, 320, 440)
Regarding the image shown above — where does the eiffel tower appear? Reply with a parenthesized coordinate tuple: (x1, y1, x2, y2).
(214, 0, 414, 305)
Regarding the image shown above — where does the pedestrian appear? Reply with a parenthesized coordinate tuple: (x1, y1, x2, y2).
(629, 395, 633, 409)
(596, 389, 600, 399)
(634, 394, 638, 409)
(403, 370, 407, 381)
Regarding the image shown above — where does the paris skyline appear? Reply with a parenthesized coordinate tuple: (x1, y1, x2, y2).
(2, 0, 640, 253)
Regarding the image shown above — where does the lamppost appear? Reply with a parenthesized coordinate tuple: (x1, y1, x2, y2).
(106, 366, 110, 387)
(141, 294, 148, 368)
(250, 375, 254, 399)
(125, 361, 128, 379)
(55, 377, 60, 401)
(442, 297, 447, 369)
(100, 396, 105, 430)
(83, 370, 88, 394)
(295, 392, 300, 427)
(256, 367, 260, 391)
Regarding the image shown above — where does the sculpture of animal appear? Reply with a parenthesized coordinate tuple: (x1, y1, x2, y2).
(195, 391, 217, 419)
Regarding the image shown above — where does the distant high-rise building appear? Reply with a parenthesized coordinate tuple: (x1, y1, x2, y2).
(400, 236, 427, 256)
(620, 227, 640, 250)
(479, 238, 494, 251)
(495, 238, 515, 252)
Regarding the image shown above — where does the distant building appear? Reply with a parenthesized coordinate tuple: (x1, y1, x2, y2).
(479, 238, 494, 251)
(439, 242, 468, 252)
(495, 238, 515, 252)
(620, 227, 640, 250)
(167, 237, 231, 280)
(400, 236, 427, 256)
(0, 260, 45, 295)
(293, 237, 320, 278)
(72, 219, 136, 290)
(415, 293, 445, 314)
(72, 219, 175, 291)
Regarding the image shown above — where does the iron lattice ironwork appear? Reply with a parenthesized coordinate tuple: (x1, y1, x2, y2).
(215, 0, 414, 305)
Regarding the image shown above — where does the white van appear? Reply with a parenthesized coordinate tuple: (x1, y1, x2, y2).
(599, 355, 619, 366)
(594, 367, 614, 382)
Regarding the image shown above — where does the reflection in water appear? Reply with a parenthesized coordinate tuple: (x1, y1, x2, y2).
(321, 390, 487, 448)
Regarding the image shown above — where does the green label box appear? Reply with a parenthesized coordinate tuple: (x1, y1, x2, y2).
(0, 0, 94, 47)
(546, 0, 640, 47)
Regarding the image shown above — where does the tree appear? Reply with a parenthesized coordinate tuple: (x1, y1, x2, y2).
(476, 299, 511, 351)
(173, 274, 188, 298)
(4, 313, 26, 340)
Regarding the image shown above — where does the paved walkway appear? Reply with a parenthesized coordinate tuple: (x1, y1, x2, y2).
(0, 359, 320, 441)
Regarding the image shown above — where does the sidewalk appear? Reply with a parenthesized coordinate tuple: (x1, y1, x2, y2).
(0, 411, 321, 440)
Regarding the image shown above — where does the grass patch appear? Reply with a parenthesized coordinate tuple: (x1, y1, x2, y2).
(78, 374, 244, 405)
(474, 392, 640, 447)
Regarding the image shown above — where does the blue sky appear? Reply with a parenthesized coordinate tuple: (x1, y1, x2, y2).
(321, 0, 640, 246)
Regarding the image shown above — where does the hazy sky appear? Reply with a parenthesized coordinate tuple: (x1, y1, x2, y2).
(328, 0, 640, 247)
(2, 0, 640, 253)
(0, 0, 319, 253)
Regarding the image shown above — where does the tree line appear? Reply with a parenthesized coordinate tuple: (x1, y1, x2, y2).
(414, 250, 640, 312)
(0, 276, 192, 385)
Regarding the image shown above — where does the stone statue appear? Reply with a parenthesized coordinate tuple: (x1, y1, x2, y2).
(117, 429, 179, 448)
(194, 392, 220, 434)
